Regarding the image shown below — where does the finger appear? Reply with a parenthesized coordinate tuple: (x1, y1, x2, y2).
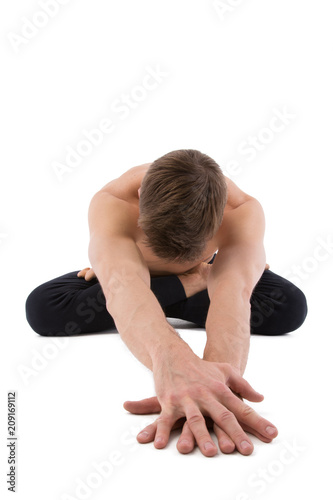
(213, 423, 236, 454)
(230, 389, 243, 401)
(185, 404, 218, 457)
(227, 371, 264, 402)
(217, 391, 278, 441)
(123, 397, 161, 414)
(207, 400, 254, 455)
(136, 417, 186, 443)
(177, 421, 195, 454)
(137, 422, 157, 443)
(154, 412, 177, 449)
(239, 422, 273, 443)
(77, 268, 90, 277)
(86, 269, 96, 281)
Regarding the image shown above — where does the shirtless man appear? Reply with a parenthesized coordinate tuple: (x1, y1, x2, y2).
(25, 149, 307, 457)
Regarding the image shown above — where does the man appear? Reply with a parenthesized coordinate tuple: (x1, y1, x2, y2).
(25, 149, 307, 457)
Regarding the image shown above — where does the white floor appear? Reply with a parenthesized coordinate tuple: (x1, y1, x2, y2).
(2, 281, 331, 500)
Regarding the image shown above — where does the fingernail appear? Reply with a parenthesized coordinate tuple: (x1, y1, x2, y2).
(240, 441, 252, 451)
(266, 426, 277, 436)
(138, 431, 149, 439)
(155, 437, 164, 445)
(204, 442, 216, 451)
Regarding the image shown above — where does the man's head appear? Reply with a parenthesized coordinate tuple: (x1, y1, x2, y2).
(138, 149, 228, 263)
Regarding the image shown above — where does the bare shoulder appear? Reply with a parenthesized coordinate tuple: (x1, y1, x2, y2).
(224, 176, 256, 212)
(88, 163, 152, 239)
(98, 163, 152, 202)
(88, 189, 140, 240)
(213, 177, 265, 248)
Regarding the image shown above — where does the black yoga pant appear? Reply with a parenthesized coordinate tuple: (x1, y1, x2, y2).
(25, 268, 307, 337)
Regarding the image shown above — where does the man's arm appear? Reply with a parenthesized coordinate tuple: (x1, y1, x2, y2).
(88, 189, 277, 457)
(205, 197, 266, 374)
(88, 190, 192, 370)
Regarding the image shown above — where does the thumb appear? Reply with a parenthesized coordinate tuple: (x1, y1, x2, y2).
(123, 396, 161, 414)
(228, 372, 264, 402)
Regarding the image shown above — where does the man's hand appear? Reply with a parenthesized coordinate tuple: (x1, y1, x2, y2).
(124, 354, 278, 457)
(124, 395, 275, 455)
(77, 267, 97, 281)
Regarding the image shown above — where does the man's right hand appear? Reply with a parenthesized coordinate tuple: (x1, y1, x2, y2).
(126, 350, 278, 457)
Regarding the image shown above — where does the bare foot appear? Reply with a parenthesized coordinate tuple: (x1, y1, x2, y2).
(178, 262, 269, 297)
(177, 263, 211, 298)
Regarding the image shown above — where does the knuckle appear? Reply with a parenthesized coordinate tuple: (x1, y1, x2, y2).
(257, 417, 269, 429)
(167, 391, 186, 407)
(155, 414, 172, 425)
(212, 380, 229, 396)
(197, 433, 209, 443)
(187, 413, 205, 427)
(189, 385, 207, 401)
(240, 405, 255, 419)
(234, 431, 248, 443)
(218, 410, 235, 424)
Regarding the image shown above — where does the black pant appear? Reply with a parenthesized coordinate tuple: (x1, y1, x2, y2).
(25, 268, 307, 336)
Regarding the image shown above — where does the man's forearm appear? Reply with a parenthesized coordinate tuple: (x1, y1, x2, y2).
(204, 284, 251, 375)
(102, 273, 192, 373)
(106, 272, 193, 370)
(203, 197, 266, 374)
(88, 232, 194, 372)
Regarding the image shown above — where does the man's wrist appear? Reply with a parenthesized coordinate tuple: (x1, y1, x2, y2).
(203, 342, 243, 373)
(204, 313, 250, 373)
(151, 327, 197, 371)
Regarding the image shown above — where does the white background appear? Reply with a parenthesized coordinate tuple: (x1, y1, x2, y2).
(1, 1, 332, 499)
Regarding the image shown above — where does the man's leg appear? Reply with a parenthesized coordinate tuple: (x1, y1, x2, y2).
(25, 270, 188, 336)
(164, 269, 308, 335)
(25, 271, 113, 336)
(25, 268, 307, 336)
(249, 269, 308, 334)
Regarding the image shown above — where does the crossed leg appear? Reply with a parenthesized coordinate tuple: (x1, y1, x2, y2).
(25, 267, 307, 337)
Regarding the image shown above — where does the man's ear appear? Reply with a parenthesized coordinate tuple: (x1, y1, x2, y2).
(138, 187, 141, 198)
